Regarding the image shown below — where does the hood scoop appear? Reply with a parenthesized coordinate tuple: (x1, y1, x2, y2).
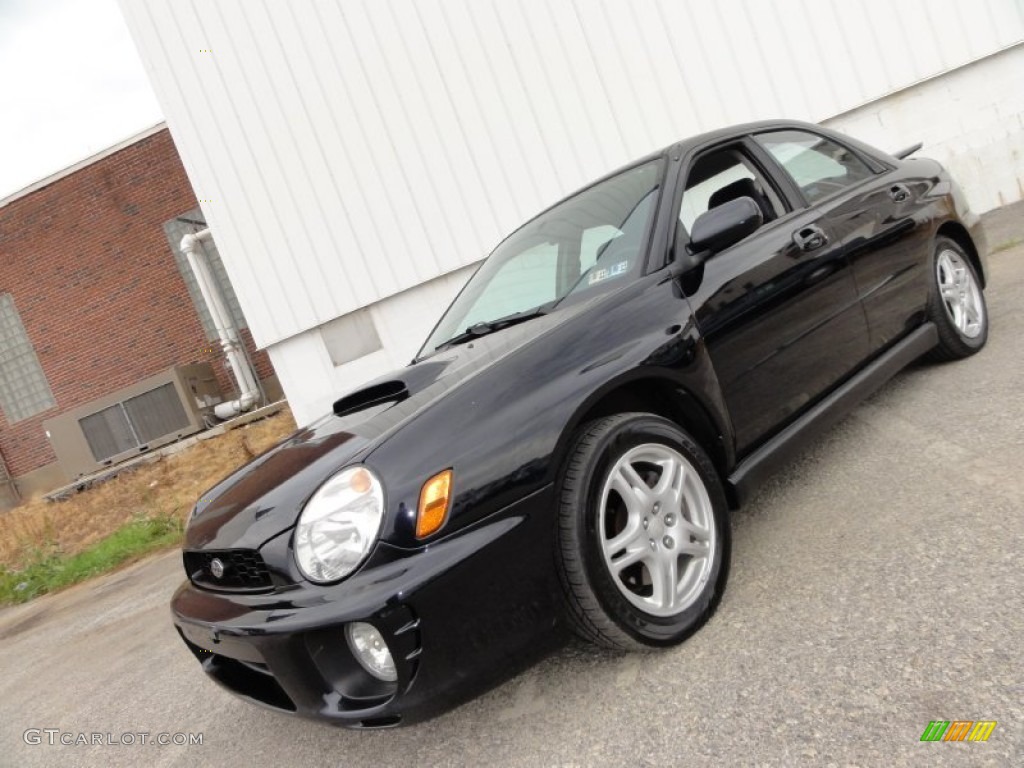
(333, 380, 408, 417)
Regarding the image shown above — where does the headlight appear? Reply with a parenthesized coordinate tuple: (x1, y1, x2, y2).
(295, 466, 384, 583)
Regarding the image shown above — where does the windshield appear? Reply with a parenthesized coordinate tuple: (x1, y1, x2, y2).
(420, 159, 664, 355)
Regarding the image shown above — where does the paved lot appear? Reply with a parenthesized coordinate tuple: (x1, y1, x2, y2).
(2, 210, 1022, 767)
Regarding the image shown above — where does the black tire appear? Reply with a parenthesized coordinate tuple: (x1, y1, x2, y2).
(926, 236, 988, 362)
(555, 412, 730, 651)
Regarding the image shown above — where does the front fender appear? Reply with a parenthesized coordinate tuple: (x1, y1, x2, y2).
(367, 273, 731, 548)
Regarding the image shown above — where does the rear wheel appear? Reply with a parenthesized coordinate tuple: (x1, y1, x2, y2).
(927, 236, 988, 361)
(556, 413, 729, 651)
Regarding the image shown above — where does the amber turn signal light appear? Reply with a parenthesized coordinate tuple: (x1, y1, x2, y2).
(417, 469, 452, 539)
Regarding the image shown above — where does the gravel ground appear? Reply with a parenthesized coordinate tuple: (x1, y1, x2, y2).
(1, 206, 1021, 767)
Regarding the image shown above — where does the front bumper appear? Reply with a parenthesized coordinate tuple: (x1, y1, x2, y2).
(171, 484, 562, 728)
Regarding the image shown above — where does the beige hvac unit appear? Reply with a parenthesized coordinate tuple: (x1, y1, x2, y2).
(44, 363, 224, 480)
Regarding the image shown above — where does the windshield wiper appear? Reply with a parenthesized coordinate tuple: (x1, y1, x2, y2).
(434, 306, 549, 351)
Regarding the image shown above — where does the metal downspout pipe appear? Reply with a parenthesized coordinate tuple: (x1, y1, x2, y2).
(180, 229, 259, 419)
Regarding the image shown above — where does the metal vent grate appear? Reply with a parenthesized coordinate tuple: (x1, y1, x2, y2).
(79, 383, 191, 463)
(79, 405, 135, 463)
(123, 383, 189, 444)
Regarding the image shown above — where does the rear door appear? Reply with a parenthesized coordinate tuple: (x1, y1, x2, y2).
(753, 128, 927, 353)
(680, 138, 871, 454)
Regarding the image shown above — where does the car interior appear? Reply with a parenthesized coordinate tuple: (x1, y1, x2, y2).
(679, 147, 785, 234)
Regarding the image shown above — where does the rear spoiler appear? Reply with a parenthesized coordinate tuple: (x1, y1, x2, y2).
(893, 142, 923, 160)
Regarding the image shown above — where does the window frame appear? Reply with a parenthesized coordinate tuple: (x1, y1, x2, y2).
(668, 136, 805, 261)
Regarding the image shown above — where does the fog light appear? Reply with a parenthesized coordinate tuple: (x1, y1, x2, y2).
(345, 622, 397, 682)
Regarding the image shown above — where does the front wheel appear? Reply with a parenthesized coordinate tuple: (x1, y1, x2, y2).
(927, 236, 988, 361)
(556, 413, 730, 651)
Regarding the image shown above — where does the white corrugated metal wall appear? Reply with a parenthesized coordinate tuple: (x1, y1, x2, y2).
(118, 0, 1024, 422)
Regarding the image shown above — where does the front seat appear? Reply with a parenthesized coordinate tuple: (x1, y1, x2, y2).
(708, 177, 776, 224)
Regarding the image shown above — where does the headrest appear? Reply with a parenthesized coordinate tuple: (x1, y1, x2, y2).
(708, 177, 763, 210)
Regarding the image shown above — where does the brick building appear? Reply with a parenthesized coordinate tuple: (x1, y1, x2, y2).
(0, 124, 279, 506)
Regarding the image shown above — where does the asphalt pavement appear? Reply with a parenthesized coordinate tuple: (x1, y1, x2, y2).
(1, 209, 1022, 767)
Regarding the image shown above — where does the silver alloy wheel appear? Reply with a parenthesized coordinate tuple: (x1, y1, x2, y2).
(598, 443, 716, 617)
(936, 248, 984, 339)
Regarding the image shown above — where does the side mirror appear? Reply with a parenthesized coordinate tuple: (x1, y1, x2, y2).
(688, 196, 763, 256)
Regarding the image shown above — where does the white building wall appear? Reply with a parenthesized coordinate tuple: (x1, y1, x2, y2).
(269, 265, 475, 423)
(117, 0, 1024, 425)
(825, 45, 1024, 214)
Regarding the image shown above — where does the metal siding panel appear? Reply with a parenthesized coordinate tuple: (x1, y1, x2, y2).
(378, 0, 494, 273)
(275, 3, 403, 301)
(990, 0, 1024, 46)
(682, 3, 758, 126)
(386, 0, 499, 268)
(628, 3, 704, 135)
(462, 1, 567, 201)
(893, 0, 946, 77)
(402, 1, 508, 249)
(514, 1, 613, 181)
(811, 1, 869, 107)
(950, 1, 996, 60)
(743, 2, 816, 120)
(191, 1, 312, 342)
(415, 0, 528, 228)
(340, 1, 463, 278)
(258, 0, 392, 308)
(545, 1, 632, 166)
(310, 1, 440, 287)
(429, 0, 550, 225)
(830, 0, 893, 98)
(928, 0, 973, 67)
(568, 0, 659, 156)
(492, 1, 589, 187)
(851, 5, 917, 105)
(775, 0, 844, 118)
(230, 0, 357, 316)
(713, 0, 787, 120)
(595, 0, 682, 149)
(653, 1, 731, 130)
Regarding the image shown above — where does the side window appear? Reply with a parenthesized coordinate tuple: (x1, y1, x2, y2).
(680, 148, 784, 234)
(756, 129, 875, 204)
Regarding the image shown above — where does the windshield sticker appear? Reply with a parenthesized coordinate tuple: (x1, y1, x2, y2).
(588, 260, 629, 285)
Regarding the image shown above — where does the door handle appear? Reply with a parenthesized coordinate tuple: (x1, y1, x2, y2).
(889, 183, 911, 203)
(792, 224, 828, 252)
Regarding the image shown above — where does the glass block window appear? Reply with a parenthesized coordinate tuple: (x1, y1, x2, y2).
(163, 209, 247, 341)
(0, 293, 56, 423)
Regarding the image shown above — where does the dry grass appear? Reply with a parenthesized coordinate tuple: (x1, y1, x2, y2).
(0, 410, 296, 572)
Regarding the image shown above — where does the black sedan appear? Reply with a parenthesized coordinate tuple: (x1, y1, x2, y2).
(172, 120, 988, 728)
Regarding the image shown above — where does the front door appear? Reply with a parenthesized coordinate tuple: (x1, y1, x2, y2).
(679, 140, 870, 454)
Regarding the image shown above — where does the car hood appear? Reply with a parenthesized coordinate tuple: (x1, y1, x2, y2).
(185, 304, 589, 550)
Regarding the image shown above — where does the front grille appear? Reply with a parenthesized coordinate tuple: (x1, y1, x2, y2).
(183, 549, 273, 592)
